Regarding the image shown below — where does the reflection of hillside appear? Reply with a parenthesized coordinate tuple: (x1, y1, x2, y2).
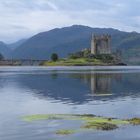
(12, 72, 140, 104)
(15, 73, 91, 104)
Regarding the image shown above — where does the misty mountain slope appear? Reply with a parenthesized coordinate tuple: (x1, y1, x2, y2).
(0, 42, 11, 58)
(7, 39, 27, 50)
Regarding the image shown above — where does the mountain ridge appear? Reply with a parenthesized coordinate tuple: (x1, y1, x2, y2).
(0, 25, 140, 64)
(11, 25, 126, 59)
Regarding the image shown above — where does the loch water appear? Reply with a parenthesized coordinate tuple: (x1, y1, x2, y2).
(0, 66, 140, 140)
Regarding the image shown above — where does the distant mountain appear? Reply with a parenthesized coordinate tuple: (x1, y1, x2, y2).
(7, 39, 27, 50)
(8, 25, 140, 64)
(0, 39, 27, 59)
(0, 42, 11, 58)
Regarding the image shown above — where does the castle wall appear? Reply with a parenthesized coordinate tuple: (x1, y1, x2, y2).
(91, 35, 111, 55)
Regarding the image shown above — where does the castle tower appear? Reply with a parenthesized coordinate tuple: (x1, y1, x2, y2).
(91, 34, 111, 55)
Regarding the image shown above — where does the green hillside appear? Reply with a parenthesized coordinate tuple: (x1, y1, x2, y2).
(1, 25, 140, 65)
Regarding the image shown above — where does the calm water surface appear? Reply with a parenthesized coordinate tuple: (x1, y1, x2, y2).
(0, 66, 140, 140)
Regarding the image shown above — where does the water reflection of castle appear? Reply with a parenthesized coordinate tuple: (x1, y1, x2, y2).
(73, 73, 122, 96)
(91, 73, 122, 95)
(91, 74, 111, 95)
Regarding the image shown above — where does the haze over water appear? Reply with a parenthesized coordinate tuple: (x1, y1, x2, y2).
(0, 66, 140, 140)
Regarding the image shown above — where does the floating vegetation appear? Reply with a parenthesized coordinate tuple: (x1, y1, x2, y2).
(129, 118, 140, 125)
(82, 122, 118, 130)
(56, 130, 76, 135)
(22, 114, 140, 134)
(23, 114, 74, 122)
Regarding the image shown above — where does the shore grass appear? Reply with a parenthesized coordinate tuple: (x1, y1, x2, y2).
(42, 58, 105, 66)
(129, 118, 140, 125)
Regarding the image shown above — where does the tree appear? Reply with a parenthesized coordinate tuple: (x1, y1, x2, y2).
(83, 49, 91, 58)
(51, 53, 58, 61)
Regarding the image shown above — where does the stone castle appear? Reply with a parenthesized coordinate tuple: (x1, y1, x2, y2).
(91, 34, 111, 55)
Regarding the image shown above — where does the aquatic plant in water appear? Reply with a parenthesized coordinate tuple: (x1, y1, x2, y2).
(56, 130, 76, 135)
(22, 114, 140, 135)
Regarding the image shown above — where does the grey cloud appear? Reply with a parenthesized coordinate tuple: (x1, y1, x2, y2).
(0, 0, 140, 43)
(0, 0, 56, 12)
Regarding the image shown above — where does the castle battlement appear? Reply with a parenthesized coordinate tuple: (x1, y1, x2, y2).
(93, 34, 111, 40)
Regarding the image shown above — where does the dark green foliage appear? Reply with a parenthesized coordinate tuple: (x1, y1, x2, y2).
(69, 49, 115, 64)
(69, 51, 84, 59)
(129, 118, 140, 125)
(94, 54, 114, 63)
(51, 53, 58, 61)
(69, 49, 91, 59)
(68, 54, 79, 59)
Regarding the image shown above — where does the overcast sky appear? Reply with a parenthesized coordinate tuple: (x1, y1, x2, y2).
(0, 0, 140, 43)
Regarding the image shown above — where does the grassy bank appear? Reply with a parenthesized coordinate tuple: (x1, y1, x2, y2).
(41, 58, 115, 66)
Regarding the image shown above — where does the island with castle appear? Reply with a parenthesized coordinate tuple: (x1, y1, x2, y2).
(43, 34, 126, 66)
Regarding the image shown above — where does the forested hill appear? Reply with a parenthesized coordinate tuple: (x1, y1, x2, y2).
(1, 25, 140, 64)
